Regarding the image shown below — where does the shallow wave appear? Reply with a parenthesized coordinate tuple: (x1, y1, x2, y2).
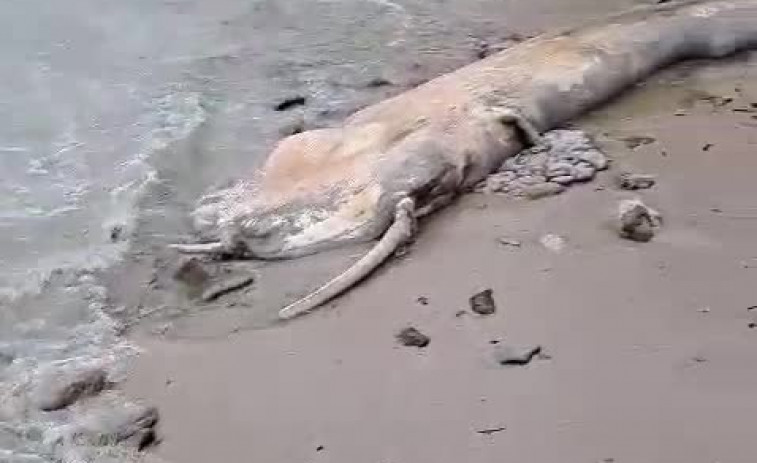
(0, 90, 206, 461)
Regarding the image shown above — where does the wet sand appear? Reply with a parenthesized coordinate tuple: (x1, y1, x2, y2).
(124, 15, 757, 463)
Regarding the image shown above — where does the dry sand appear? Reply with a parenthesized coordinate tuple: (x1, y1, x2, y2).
(124, 18, 757, 463)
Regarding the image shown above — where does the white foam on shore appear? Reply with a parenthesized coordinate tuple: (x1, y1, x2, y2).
(0, 91, 206, 462)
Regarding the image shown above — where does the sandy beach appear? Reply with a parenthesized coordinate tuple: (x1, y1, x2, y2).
(122, 9, 757, 463)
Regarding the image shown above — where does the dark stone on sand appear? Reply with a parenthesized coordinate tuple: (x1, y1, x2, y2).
(470, 289, 496, 315)
(494, 344, 542, 365)
(497, 237, 522, 247)
(476, 426, 506, 435)
(108, 224, 125, 243)
(474, 40, 490, 59)
(32, 368, 108, 411)
(365, 77, 393, 88)
(172, 257, 210, 288)
(273, 95, 306, 111)
(416, 296, 429, 306)
(621, 135, 656, 149)
(619, 204, 657, 242)
(699, 94, 733, 107)
(617, 172, 656, 190)
(396, 327, 430, 348)
(474, 34, 528, 59)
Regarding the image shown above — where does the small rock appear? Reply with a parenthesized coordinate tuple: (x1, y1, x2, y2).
(620, 211, 655, 242)
(494, 344, 542, 365)
(470, 289, 497, 315)
(475, 426, 507, 435)
(172, 257, 210, 288)
(701, 95, 734, 107)
(702, 143, 714, 151)
(67, 403, 159, 449)
(617, 172, 656, 190)
(396, 327, 430, 348)
(621, 135, 656, 149)
(365, 77, 393, 88)
(540, 234, 566, 252)
(273, 95, 306, 111)
(497, 237, 522, 247)
(416, 296, 429, 305)
(522, 182, 565, 199)
(617, 198, 662, 242)
(474, 39, 490, 59)
(32, 368, 108, 411)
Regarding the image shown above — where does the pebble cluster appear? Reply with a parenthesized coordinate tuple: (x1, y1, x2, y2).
(478, 129, 609, 199)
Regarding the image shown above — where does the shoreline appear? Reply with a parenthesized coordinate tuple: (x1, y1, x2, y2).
(125, 50, 757, 462)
